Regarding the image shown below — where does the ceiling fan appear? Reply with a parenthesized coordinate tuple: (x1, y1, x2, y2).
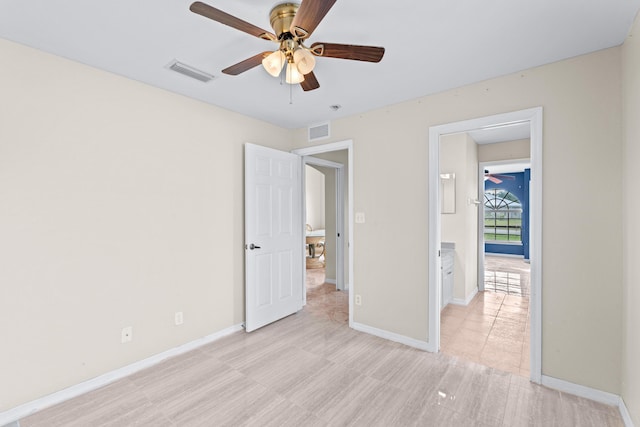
(189, 0, 385, 91)
(484, 170, 516, 184)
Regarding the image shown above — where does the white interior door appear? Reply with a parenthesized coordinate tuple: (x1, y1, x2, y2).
(245, 143, 303, 332)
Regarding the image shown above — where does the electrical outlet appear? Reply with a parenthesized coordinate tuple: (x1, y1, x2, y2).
(355, 212, 366, 224)
(121, 326, 133, 343)
(174, 311, 184, 326)
(355, 295, 362, 306)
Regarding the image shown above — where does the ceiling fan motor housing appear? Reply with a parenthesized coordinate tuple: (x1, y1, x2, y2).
(269, 3, 299, 37)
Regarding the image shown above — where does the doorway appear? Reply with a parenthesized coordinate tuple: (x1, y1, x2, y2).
(293, 140, 354, 327)
(428, 108, 542, 383)
(440, 151, 532, 377)
(303, 157, 348, 323)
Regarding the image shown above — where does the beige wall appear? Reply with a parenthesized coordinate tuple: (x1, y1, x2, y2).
(622, 10, 640, 426)
(440, 133, 479, 302)
(292, 47, 623, 394)
(305, 165, 325, 230)
(1, 27, 634, 413)
(0, 39, 292, 411)
(477, 138, 530, 162)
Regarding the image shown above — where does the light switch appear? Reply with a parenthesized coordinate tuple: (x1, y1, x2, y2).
(355, 212, 366, 223)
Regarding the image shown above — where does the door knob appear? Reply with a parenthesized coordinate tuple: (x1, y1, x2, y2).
(249, 243, 261, 250)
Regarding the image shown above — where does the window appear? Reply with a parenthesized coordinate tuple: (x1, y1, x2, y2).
(484, 189, 522, 243)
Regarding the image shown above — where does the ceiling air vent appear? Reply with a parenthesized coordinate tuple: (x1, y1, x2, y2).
(308, 122, 330, 142)
(166, 60, 215, 83)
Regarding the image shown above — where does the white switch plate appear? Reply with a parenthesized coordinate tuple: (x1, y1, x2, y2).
(175, 311, 184, 325)
(121, 326, 133, 343)
(355, 212, 366, 223)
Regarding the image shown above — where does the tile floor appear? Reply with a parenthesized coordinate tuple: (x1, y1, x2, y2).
(441, 256, 531, 377)
(304, 267, 348, 324)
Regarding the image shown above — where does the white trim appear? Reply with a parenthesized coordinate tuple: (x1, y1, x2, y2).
(0, 324, 243, 426)
(428, 128, 441, 352)
(477, 164, 485, 292)
(529, 107, 543, 384)
(303, 156, 343, 169)
(619, 398, 635, 427)
(293, 140, 354, 327)
(295, 140, 351, 155)
(324, 278, 337, 285)
(451, 287, 478, 306)
(352, 322, 432, 352)
(541, 376, 634, 426)
(428, 107, 543, 383)
(541, 375, 621, 406)
(484, 241, 522, 246)
(485, 253, 525, 258)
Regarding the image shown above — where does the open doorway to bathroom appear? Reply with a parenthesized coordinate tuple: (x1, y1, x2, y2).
(440, 146, 531, 378)
(428, 108, 542, 382)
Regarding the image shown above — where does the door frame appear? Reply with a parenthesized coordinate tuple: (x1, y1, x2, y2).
(292, 140, 354, 327)
(428, 107, 543, 383)
(303, 156, 345, 296)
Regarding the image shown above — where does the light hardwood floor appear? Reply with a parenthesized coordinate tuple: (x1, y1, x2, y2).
(20, 267, 623, 426)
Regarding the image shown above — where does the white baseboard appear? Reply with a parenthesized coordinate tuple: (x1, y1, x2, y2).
(451, 287, 478, 306)
(484, 253, 524, 259)
(619, 398, 635, 427)
(541, 375, 620, 406)
(0, 324, 243, 426)
(541, 375, 635, 427)
(325, 278, 336, 285)
(352, 322, 432, 352)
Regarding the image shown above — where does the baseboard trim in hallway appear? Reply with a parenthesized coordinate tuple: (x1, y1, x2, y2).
(0, 323, 243, 426)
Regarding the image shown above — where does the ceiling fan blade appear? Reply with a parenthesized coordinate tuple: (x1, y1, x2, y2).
(487, 176, 502, 184)
(222, 52, 271, 75)
(310, 42, 385, 62)
(190, 2, 276, 41)
(290, 0, 337, 39)
(300, 71, 320, 91)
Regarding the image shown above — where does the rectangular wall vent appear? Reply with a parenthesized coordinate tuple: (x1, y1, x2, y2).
(166, 60, 215, 83)
(308, 122, 330, 142)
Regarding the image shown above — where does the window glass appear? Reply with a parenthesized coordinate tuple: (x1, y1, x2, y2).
(484, 188, 522, 243)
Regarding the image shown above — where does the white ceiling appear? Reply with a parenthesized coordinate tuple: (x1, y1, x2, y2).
(1, 0, 639, 129)
(467, 121, 531, 144)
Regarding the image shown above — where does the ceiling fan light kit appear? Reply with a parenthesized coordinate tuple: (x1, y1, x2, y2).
(286, 61, 305, 84)
(189, 0, 385, 91)
(293, 48, 316, 75)
(262, 50, 286, 77)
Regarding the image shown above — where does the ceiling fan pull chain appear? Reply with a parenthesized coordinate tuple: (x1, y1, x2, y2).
(290, 82, 293, 104)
